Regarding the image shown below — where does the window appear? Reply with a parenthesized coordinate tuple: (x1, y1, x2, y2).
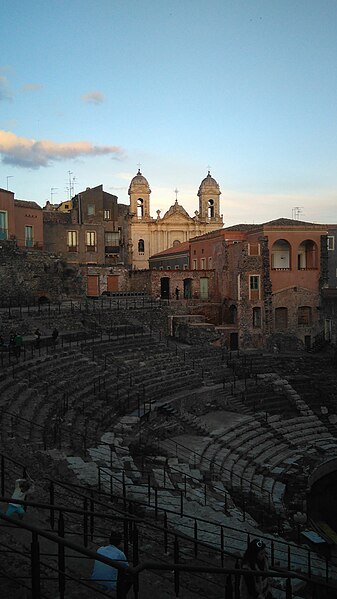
(208, 257, 212, 268)
(298, 306, 312, 326)
(0, 211, 8, 240)
(25, 225, 33, 247)
(67, 230, 78, 251)
(104, 209, 111, 220)
(327, 236, 335, 250)
(138, 239, 144, 253)
(175, 265, 180, 269)
(193, 259, 197, 270)
(183, 264, 188, 270)
(137, 198, 144, 218)
(87, 204, 95, 216)
(253, 307, 262, 328)
(275, 307, 288, 330)
(105, 231, 119, 253)
(248, 243, 260, 256)
(167, 266, 171, 270)
(208, 199, 214, 218)
(86, 231, 96, 251)
(173, 240, 181, 247)
(201, 258, 206, 269)
(249, 275, 260, 300)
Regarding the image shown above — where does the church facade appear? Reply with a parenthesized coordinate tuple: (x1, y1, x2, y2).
(128, 170, 223, 269)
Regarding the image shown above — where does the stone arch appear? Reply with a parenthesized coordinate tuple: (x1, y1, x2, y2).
(138, 239, 144, 253)
(297, 239, 318, 269)
(271, 239, 291, 269)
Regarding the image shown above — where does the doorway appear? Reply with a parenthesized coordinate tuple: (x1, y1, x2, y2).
(160, 277, 170, 299)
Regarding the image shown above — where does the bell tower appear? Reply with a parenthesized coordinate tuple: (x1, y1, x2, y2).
(197, 171, 221, 222)
(128, 169, 151, 219)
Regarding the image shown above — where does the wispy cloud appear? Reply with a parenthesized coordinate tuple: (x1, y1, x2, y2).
(22, 83, 43, 92)
(0, 130, 124, 168)
(81, 91, 105, 104)
(0, 76, 13, 101)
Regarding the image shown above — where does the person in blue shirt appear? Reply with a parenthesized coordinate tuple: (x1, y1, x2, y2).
(91, 531, 129, 595)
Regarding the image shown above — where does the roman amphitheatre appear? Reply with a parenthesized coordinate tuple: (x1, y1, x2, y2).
(0, 293, 336, 599)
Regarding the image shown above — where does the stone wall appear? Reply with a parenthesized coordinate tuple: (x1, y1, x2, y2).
(0, 241, 84, 303)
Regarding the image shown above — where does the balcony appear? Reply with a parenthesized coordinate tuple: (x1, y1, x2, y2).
(271, 267, 291, 271)
(68, 246, 78, 252)
(86, 245, 97, 252)
(105, 245, 120, 254)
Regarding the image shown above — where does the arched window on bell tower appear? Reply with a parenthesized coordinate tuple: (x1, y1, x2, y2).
(208, 199, 214, 218)
(137, 198, 144, 219)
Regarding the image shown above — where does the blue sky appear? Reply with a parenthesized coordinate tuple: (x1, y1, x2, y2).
(1, 0, 337, 225)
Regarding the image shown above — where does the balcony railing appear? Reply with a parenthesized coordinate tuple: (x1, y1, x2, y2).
(86, 245, 97, 252)
(105, 245, 120, 254)
(67, 246, 78, 252)
(271, 267, 291, 271)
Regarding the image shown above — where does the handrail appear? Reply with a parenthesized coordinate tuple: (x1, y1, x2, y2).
(0, 509, 335, 598)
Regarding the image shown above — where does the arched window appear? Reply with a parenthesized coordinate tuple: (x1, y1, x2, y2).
(298, 306, 312, 326)
(297, 240, 318, 270)
(173, 239, 181, 247)
(138, 239, 144, 253)
(253, 307, 262, 328)
(275, 307, 288, 330)
(271, 239, 291, 269)
(208, 199, 214, 218)
(229, 305, 237, 324)
(137, 198, 144, 219)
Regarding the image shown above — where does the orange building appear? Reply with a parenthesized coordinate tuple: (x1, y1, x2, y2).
(0, 188, 43, 249)
(189, 218, 328, 350)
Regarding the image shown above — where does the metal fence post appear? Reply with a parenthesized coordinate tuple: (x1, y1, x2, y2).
(58, 512, 65, 599)
(174, 536, 180, 597)
(31, 531, 41, 599)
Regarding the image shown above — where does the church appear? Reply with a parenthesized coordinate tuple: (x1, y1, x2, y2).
(128, 170, 224, 269)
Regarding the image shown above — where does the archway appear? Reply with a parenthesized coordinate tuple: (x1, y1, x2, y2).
(271, 239, 291, 269)
(298, 239, 318, 269)
(160, 277, 170, 299)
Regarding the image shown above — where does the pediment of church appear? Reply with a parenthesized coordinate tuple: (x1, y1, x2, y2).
(160, 201, 194, 224)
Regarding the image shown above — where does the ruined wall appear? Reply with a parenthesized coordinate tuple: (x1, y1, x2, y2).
(0, 241, 84, 302)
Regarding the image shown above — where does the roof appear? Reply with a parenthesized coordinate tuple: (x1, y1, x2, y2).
(14, 199, 42, 210)
(150, 241, 190, 259)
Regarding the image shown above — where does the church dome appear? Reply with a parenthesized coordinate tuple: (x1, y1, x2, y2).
(128, 169, 151, 194)
(198, 171, 220, 195)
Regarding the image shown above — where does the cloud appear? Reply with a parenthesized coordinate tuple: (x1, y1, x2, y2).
(0, 130, 124, 168)
(22, 83, 43, 92)
(0, 76, 13, 101)
(81, 91, 105, 104)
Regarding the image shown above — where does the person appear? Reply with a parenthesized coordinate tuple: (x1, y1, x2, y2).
(6, 476, 35, 519)
(34, 328, 41, 349)
(51, 328, 59, 345)
(14, 332, 23, 358)
(91, 531, 129, 595)
(240, 539, 273, 599)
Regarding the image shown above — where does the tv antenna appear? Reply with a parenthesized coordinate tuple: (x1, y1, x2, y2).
(292, 206, 303, 220)
(50, 187, 58, 202)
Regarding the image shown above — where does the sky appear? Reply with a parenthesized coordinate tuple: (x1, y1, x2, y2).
(1, 0, 337, 226)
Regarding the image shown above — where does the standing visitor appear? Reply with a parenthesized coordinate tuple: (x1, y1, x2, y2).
(91, 531, 129, 595)
(240, 539, 273, 599)
(6, 476, 35, 519)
